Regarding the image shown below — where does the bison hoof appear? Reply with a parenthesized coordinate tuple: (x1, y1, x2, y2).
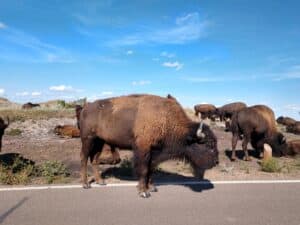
(244, 157, 252, 161)
(139, 191, 151, 198)
(149, 186, 158, 192)
(82, 183, 91, 189)
(230, 157, 236, 162)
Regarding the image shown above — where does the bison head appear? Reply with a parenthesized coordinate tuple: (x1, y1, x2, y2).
(268, 132, 288, 157)
(0, 117, 9, 152)
(185, 123, 219, 178)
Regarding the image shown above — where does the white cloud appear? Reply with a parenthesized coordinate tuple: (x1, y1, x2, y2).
(132, 80, 152, 86)
(49, 85, 74, 92)
(162, 61, 183, 70)
(0, 89, 5, 95)
(126, 50, 133, 55)
(31, 92, 41, 96)
(0, 22, 7, 29)
(161, 51, 175, 58)
(16, 92, 29, 96)
(107, 12, 210, 46)
(101, 91, 113, 96)
(284, 104, 300, 112)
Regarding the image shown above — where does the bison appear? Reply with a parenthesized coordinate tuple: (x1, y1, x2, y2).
(75, 105, 83, 129)
(194, 104, 217, 121)
(0, 117, 9, 152)
(217, 102, 247, 122)
(230, 105, 287, 161)
(22, 102, 40, 109)
(286, 122, 300, 135)
(54, 125, 80, 138)
(286, 139, 300, 155)
(80, 94, 219, 198)
(276, 116, 296, 127)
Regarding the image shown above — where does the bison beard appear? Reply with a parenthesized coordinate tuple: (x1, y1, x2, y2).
(80, 94, 218, 198)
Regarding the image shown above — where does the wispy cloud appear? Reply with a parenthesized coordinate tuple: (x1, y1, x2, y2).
(107, 12, 210, 46)
(0, 24, 74, 63)
(161, 51, 175, 58)
(0, 22, 7, 29)
(272, 65, 300, 81)
(162, 61, 183, 70)
(132, 80, 152, 86)
(16, 91, 41, 97)
(126, 50, 133, 55)
(49, 85, 82, 92)
(0, 89, 5, 95)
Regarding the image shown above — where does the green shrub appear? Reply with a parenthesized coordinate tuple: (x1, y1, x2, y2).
(6, 128, 22, 136)
(261, 158, 281, 173)
(36, 161, 70, 184)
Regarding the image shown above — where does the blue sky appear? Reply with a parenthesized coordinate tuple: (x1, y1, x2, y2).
(0, 0, 300, 119)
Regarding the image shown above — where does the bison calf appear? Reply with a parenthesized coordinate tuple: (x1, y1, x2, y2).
(54, 125, 80, 138)
(80, 94, 219, 198)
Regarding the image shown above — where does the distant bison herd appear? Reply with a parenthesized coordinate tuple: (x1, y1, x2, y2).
(0, 94, 300, 197)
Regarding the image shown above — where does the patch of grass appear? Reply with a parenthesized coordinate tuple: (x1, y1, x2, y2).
(260, 158, 281, 173)
(6, 128, 22, 136)
(35, 161, 70, 184)
(240, 163, 250, 174)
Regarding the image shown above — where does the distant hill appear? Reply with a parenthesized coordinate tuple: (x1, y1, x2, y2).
(0, 97, 21, 109)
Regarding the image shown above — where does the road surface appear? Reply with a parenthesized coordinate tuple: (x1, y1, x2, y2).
(0, 181, 299, 225)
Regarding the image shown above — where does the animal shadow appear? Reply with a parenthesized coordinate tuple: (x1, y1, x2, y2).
(102, 167, 214, 193)
(0, 153, 35, 170)
(225, 148, 260, 160)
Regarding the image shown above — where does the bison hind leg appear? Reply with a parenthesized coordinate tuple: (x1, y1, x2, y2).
(90, 138, 106, 185)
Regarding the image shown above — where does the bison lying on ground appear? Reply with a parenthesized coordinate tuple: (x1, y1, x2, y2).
(80, 94, 219, 197)
(22, 102, 40, 109)
(194, 104, 217, 121)
(286, 139, 300, 155)
(230, 105, 287, 161)
(286, 122, 300, 135)
(0, 117, 9, 152)
(54, 125, 80, 138)
(276, 116, 296, 127)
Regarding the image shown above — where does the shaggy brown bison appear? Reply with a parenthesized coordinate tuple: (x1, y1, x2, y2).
(217, 102, 247, 122)
(194, 104, 217, 121)
(286, 122, 300, 135)
(276, 116, 296, 126)
(22, 102, 40, 109)
(230, 105, 287, 161)
(0, 117, 9, 152)
(286, 139, 300, 155)
(54, 125, 80, 138)
(80, 94, 219, 198)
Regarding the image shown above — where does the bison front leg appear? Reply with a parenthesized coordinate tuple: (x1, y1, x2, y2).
(242, 136, 251, 161)
(80, 140, 92, 189)
(231, 134, 239, 161)
(134, 151, 151, 198)
(90, 138, 105, 185)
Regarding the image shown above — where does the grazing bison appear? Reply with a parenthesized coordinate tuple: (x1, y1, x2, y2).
(194, 104, 217, 121)
(22, 102, 40, 109)
(80, 94, 219, 197)
(276, 116, 296, 127)
(286, 122, 300, 135)
(230, 105, 287, 161)
(217, 102, 247, 122)
(54, 125, 80, 138)
(0, 117, 9, 152)
(286, 139, 300, 155)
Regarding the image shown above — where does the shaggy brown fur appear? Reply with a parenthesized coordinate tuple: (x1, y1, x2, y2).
(230, 105, 287, 161)
(54, 125, 80, 138)
(80, 94, 218, 197)
(276, 116, 296, 127)
(0, 117, 9, 152)
(194, 104, 217, 121)
(22, 102, 40, 109)
(217, 102, 247, 122)
(286, 122, 300, 135)
(286, 139, 300, 155)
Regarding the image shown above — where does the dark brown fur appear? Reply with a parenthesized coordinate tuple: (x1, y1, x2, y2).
(230, 105, 287, 161)
(286, 139, 300, 155)
(80, 94, 218, 197)
(286, 122, 300, 134)
(194, 104, 217, 121)
(22, 102, 40, 109)
(217, 102, 247, 122)
(0, 117, 9, 152)
(276, 116, 296, 127)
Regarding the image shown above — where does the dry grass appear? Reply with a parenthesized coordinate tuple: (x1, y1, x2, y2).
(0, 109, 75, 122)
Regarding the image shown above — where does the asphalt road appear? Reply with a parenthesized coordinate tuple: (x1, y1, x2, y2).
(0, 182, 299, 225)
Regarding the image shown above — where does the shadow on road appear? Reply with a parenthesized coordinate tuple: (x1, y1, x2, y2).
(102, 167, 214, 193)
(0, 197, 29, 224)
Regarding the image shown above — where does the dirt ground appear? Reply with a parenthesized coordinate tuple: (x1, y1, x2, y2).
(1, 117, 300, 185)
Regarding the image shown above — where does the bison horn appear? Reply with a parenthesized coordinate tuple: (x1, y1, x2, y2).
(196, 121, 205, 138)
